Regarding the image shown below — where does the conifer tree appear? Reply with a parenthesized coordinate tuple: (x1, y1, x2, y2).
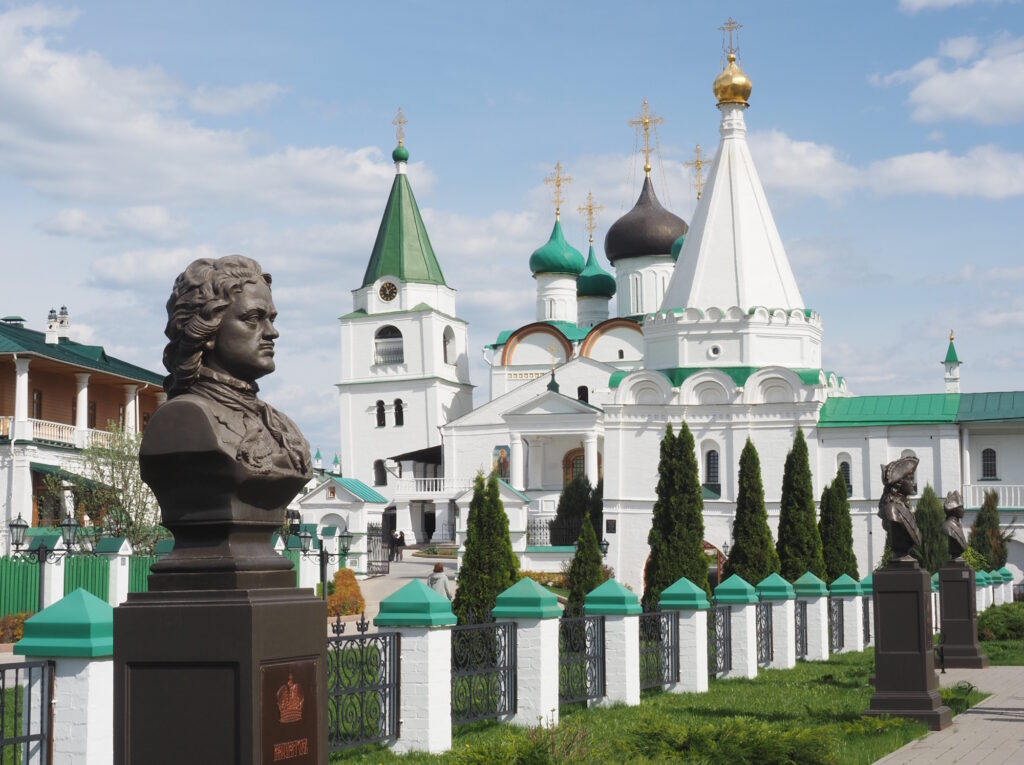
(553, 475, 592, 545)
(567, 511, 605, 614)
(589, 478, 604, 540)
(879, 533, 894, 569)
(723, 438, 780, 584)
(819, 469, 859, 581)
(912, 485, 948, 573)
(775, 428, 826, 582)
(642, 422, 708, 608)
(453, 472, 519, 623)
(969, 490, 1003, 569)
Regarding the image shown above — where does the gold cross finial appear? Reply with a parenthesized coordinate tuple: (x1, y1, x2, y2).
(393, 107, 407, 146)
(950, 329, 955, 342)
(684, 144, 713, 201)
(547, 340, 559, 372)
(719, 17, 742, 56)
(577, 192, 603, 244)
(544, 161, 573, 220)
(629, 99, 663, 176)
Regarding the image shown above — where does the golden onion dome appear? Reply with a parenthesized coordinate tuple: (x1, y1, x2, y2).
(713, 53, 752, 106)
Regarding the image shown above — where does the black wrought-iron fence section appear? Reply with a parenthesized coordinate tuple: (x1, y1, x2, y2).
(366, 522, 389, 576)
(862, 597, 872, 645)
(558, 612, 605, 704)
(1013, 583, 1024, 602)
(639, 610, 679, 690)
(0, 659, 54, 765)
(326, 616, 400, 752)
(450, 617, 517, 724)
(828, 596, 844, 653)
(708, 603, 732, 677)
(756, 600, 773, 667)
(795, 600, 808, 659)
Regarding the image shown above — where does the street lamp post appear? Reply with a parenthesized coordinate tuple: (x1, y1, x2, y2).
(286, 510, 353, 601)
(9, 511, 98, 613)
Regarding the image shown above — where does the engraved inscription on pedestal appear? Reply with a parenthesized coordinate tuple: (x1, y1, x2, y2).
(261, 659, 320, 764)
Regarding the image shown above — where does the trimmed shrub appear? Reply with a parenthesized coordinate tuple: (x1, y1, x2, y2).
(567, 511, 605, 613)
(724, 438, 780, 584)
(977, 602, 1024, 641)
(819, 468, 859, 581)
(912, 485, 948, 574)
(326, 568, 365, 617)
(776, 428, 826, 581)
(969, 490, 1004, 568)
(0, 612, 30, 644)
(520, 570, 569, 590)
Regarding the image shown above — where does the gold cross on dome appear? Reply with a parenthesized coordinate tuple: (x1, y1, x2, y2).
(719, 17, 742, 56)
(577, 192, 603, 244)
(544, 161, 573, 219)
(629, 99, 663, 176)
(684, 144, 713, 201)
(392, 107, 407, 146)
(547, 340, 560, 371)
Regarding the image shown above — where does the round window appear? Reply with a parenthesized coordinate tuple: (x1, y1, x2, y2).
(708, 345, 722, 359)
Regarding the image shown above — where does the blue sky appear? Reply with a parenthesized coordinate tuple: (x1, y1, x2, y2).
(0, 0, 1022, 458)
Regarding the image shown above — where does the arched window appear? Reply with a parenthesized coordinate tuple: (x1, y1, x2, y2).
(982, 448, 998, 479)
(577, 385, 589, 403)
(443, 326, 456, 365)
(562, 448, 602, 487)
(394, 399, 404, 427)
(839, 460, 853, 497)
(705, 449, 720, 493)
(373, 459, 387, 486)
(618, 349, 624, 360)
(374, 325, 404, 365)
(375, 400, 386, 428)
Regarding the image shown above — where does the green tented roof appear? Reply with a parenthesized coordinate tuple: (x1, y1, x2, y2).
(361, 170, 447, 287)
(818, 394, 960, 428)
(944, 339, 959, 365)
(0, 322, 163, 385)
(329, 476, 388, 504)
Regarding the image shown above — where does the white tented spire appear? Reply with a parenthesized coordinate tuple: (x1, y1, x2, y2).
(660, 102, 804, 313)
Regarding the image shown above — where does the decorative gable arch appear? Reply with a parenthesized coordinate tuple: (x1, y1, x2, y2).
(500, 322, 573, 366)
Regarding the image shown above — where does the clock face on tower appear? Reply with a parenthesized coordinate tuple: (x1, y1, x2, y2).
(378, 282, 398, 302)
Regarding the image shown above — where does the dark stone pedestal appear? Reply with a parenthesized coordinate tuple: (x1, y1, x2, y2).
(939, 561, 989, 669)
(114, 588, 327, 764)
(865, 560, 952, 731)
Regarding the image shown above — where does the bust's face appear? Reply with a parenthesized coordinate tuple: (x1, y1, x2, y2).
(897, 474, 917, 497)
(205, 279, 279, 383)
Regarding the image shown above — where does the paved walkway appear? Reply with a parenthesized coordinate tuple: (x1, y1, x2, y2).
(875, 665, 1024, 764)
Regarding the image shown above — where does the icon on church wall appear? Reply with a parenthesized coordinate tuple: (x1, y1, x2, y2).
(493, 445, 510, 481)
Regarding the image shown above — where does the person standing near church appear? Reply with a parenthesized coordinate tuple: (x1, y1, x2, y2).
(427, 562, 453, 600)
(396, 530, 406, 561)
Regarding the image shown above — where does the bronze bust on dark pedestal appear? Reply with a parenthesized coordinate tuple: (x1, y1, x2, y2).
(938, 488, 988, 669)
(877, 456, 921, 560)
(942, 490, 968, 559)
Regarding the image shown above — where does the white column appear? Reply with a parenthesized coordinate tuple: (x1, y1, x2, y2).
(724, 603, 758, 679)
(122, 384, 138, 434)
(527, 437, 545, 490)
(506, 617, 560, 727)
(509, 434, 524, 491)
(42, 544, 66, 609)
(14, 357, 30, 422)
(768, 599, 796, 669)
(394, 501, 413, 543)
(802, 596, 830, 661)
(961, 429, 970, 493)
(672, 610, 708, 693)
(391, 626, 452, 754)
(839, 596, 865, 653)
(24, 657, 113, 764)
(599, 614, 641, 706)
(74, 374, 90, 430)
(107, 545, 132, 606)
(991, 582, 1002, 607)
(584, 434, 599, 486)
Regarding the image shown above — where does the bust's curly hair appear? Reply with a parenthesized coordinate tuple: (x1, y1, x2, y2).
(162, 255, 272, 397)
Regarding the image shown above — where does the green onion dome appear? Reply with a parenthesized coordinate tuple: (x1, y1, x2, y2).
(529, 219, 585, 276)
(577, 244, 616, 298)
(392, 144, 409, 162)
(670, 234, 685, 261)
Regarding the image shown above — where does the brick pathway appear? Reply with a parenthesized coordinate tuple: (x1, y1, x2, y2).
(875, 665, 1024, 764)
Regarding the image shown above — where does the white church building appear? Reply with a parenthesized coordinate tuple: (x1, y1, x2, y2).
(309, 48, 1024, 590)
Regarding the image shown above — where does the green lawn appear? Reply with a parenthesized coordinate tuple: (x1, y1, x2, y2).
(980, 639, 1024, 665)
(329, 649, 984, 764)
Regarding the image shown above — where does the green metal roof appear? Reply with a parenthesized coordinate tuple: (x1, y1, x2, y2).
(608, 366, 835, 390)
(0, 321, 163, 385)
(956, 392, 1024, 422)
(497, 478, 531, 504)
(374, 579, 457, 627)
(529, 219, 585, 276)
(361, 166, 446, 287)
(584, 579, 642, 615)
(490, 320, 591, 349)
(492, 578, 561, 619)
(818, 393, 960, 428)
(15, 588, 113, 658)
(328, 476, 388, 503)
(576, 244, 616, 298)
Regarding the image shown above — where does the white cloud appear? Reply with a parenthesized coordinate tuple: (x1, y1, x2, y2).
(939, 35, 982, 62)
(90, 244, 219, 288)
(899, 0, 1000, 12)
(42, 205, 189, 241)
(748, 130, 861, 199)
(869, 145, 1024, 198)
(189, 82, 283, 116)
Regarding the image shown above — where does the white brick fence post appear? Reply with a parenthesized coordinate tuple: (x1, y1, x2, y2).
(975, 571, 990, 612)
(15, 589, 114, 764)
(659, 577, 709, 693)
(100, 537, 132, 607)
(794, 572, 829, 661)
(714, 574, 758, 679)
(492, 578, 562, 728)
(830, 574, 864, 653)
(755, 573, 796, 669)
(585, 579, 641, 707)
(374, 579, 456, 755)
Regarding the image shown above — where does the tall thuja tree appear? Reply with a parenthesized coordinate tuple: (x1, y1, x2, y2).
(553, 475, 592, 545)
(642, 422, 708, 608)
(818, 469, 859, 581)
(969, 490, 1002, 569)
(588, 478, 604, 540)
(567, 511, 605, 614)
(723, 438, 780, 584)
(452, 473, 519, 624)
(775, 428, 826, 582)
(912, 485, 948, 573)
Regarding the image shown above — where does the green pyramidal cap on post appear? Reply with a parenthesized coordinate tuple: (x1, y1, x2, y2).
(829, 573, 861, 596)
(714, 573, 758, 604)
(374, 579, 456, 627)
(860, 572, 874, 593)
(755, 572, 796, 601)
(584, 579, 641, 615)
(492, 578, 562, 619)
(659, 577, 710, 610)
(998, 566, 1013, 582)
(15, 588, 113, 658)
(361, 162, 447, 287)
(793, 571, 828, 597)
(931, 572, 940, 592)
(529, 219, 585, 276)
(974, 570, 991, 587)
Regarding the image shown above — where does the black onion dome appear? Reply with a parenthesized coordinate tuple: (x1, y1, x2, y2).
(604, 176, 688, 264)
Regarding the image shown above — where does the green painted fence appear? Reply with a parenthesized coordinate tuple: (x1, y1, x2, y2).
(282, 549, 300, 586)
(0, 556, 39, 616)
(64, 555, 109, 603)
(129, 555, 160, 593)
